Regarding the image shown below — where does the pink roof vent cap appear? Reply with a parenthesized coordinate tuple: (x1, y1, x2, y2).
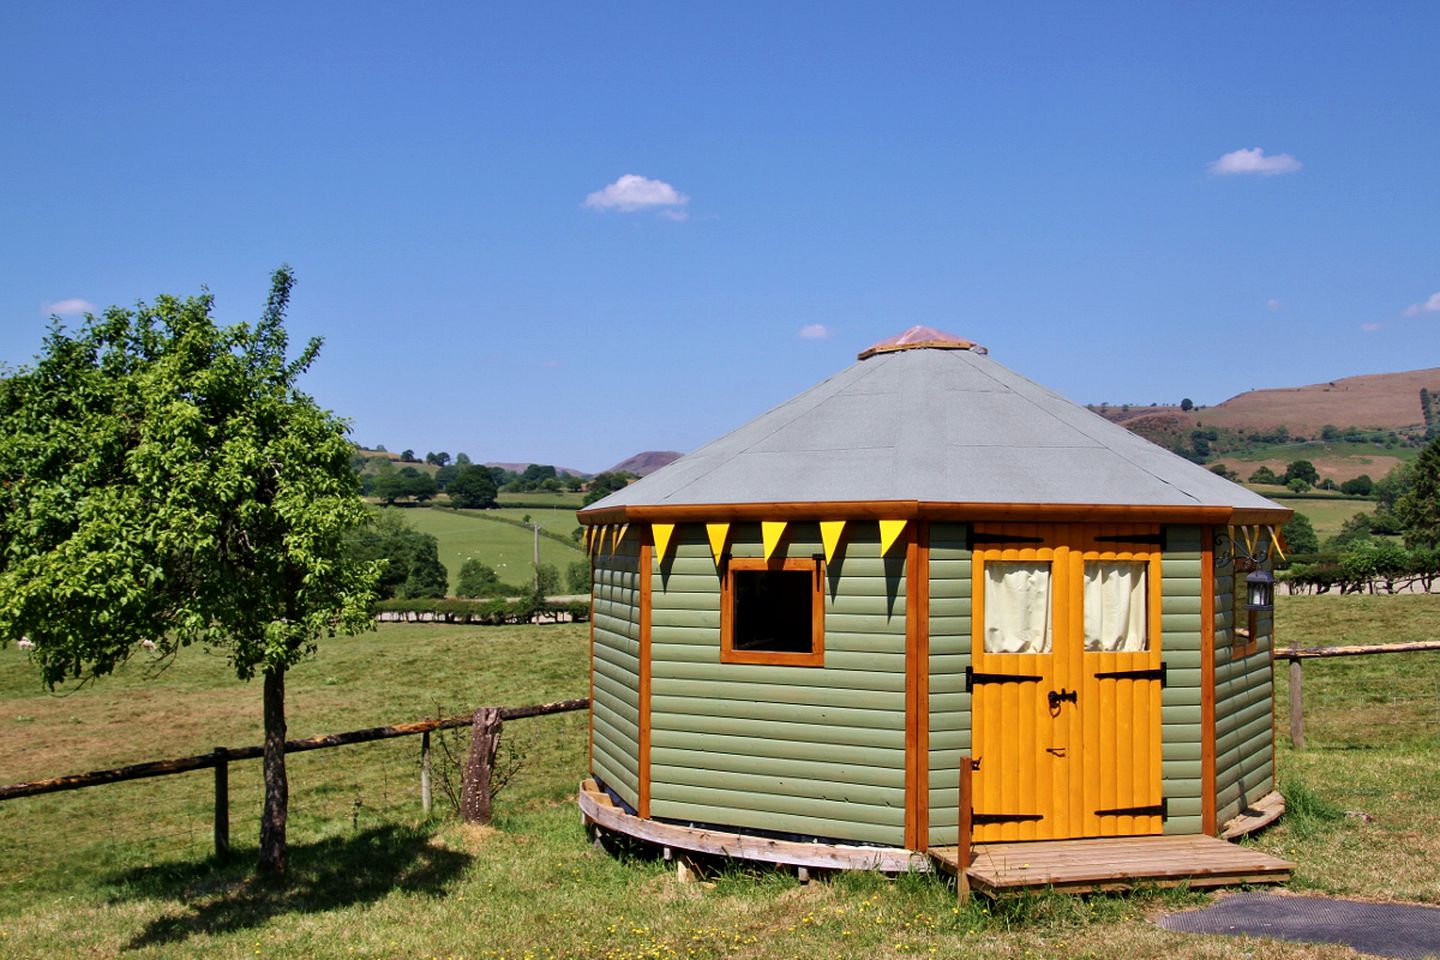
(857, 326, 986, 360)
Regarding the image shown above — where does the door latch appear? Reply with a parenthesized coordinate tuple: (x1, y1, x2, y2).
(1047, 688, 1077, 714)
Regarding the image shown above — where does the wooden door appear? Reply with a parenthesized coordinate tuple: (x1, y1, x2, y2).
(970, 524, 1164, 842)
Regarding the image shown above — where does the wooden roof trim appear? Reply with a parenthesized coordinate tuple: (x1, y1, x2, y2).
(577, 501, 1291, 526)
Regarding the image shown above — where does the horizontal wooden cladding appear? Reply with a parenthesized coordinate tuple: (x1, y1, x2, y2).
(580, 501, 1290, 526)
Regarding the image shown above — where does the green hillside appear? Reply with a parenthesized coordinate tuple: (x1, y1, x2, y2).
(382, 506, 583, 594)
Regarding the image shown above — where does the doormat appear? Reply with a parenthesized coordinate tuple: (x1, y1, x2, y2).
(1157, 892, 1440, 959)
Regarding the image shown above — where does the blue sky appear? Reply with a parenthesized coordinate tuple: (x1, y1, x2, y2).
(3, 2, 1437, 472)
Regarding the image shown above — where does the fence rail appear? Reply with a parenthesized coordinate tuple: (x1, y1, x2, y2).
(1277, 641, 1440, 749)
(0, 697, 588, 857)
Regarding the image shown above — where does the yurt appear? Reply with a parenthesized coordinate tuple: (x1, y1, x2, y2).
(577, 327, 1294, 892)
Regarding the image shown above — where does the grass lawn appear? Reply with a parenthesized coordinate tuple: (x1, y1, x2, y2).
(1267, 495, 1375, 541)
(0, 596, 1436, 958)
(495, 491, 585, 509)
(391, 506, 584, 593)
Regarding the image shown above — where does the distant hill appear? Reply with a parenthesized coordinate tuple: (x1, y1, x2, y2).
(1101, 367, 1440, 436)
(606, 450, 682, 477)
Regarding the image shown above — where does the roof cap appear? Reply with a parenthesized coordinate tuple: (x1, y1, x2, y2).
(857, 325, 986, 360)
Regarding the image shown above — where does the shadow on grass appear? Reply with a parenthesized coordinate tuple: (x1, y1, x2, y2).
(107, 824, 468, 949)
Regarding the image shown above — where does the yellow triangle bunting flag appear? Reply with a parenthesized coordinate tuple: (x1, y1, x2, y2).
(706, 523, 730, 566)
(762, 521, 787, 561)
(879, 519, 908, 555)
(652, 523, 675, 562)
(613, 522, 629, 553)
(820, 521, 846, 564)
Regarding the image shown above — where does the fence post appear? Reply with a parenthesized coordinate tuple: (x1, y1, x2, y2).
(957, 754, 973, 904)
(213, 746, 230, 858)
(461, 707, 503, 824)
(420, 729, 432, 817)
(1288, 656, 1304, 750)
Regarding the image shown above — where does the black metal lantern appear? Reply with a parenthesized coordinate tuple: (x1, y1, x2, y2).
(1245, 569, 1275, 612)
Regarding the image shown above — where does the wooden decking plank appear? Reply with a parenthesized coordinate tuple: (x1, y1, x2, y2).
(937, 834, 1291, 896)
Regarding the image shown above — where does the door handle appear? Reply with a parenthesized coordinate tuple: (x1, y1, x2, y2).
(1047, 688, 1077, 714)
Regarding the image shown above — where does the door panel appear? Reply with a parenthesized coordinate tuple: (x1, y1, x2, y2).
(970, 525, 1163, 841)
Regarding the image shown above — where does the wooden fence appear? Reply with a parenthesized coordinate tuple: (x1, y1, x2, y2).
(0, 698, 587, 857)
(1277, 641, 1440, 749)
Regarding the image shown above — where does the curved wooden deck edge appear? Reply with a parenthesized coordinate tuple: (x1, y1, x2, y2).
(1220, 791, 1286, 840)
(579, 780, 929, 873)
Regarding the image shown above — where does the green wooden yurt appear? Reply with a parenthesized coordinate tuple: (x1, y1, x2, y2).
(577, 327, 1295, 889)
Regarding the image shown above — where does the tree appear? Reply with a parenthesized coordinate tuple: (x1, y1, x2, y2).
(1281, 512, 1320, 556)
(0, 269, 379, 874)
(583, 471, 636, 506)
(1396, 437, 1440, 548)
(425, 451, 450, 467)
(344, 510, 448, 599)
(454, 452, 472, 467)
(566, 559, 592, 593)
(1340, 474, 1374, 497)
(533, 562, 561, 599)
(1180, 398, 1194, 412)
(400, 449, 416, 462)
(1248, 466, 1281, 485)
(1284, 460, 1319, 485)
(447, 465, 498, 508)
(456, 558, 506, 598)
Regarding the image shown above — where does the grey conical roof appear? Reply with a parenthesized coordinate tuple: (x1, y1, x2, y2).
(586, 342, 1284, 517)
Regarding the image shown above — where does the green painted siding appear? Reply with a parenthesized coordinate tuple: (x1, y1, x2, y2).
(1212, 538, 1276, 827)
(927, 522, 971, 847)
(590, 535, 641, 810)
(648, 522, 909, 846)
(1161, 525, 1205, 836)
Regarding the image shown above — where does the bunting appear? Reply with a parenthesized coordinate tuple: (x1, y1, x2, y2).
(652, 523, 675, 562)
(819, 520, 846, 564)
(761, 521, 787, 561)
(706, 523, 730, 566)
(879, 519, 908, 555)
(612, 522, 629, 553)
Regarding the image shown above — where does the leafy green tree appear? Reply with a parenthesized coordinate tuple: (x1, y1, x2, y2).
(400, 449, 416, 462)
(1180, 398, 1194, 412)
(1248, 466, 1281, 485)
(1287, 477, 1312, 493)
(447, 465, 498, 509)
(1281, 512, 1320, 556)
(533, 562, 561, 599)
(0, 269, 379, 874)
(453, 451, 472, 466)
(434, 463, 459, 491)
(1284, 460, 1320, 485)
(1396, 437, 1440, 548)
(567, 559, 592, 593)
(583, 470, 636, 505)
(344, 510, 448, 599)
(1340, 474, 1374, 497)
(456, 558, 507, 598)
(425, 451, 450, 467)
(1324, 511, 1377, 552)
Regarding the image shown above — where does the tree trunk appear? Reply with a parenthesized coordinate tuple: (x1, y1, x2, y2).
(461, 707, 503, 824)
(259, 665, 288, 874)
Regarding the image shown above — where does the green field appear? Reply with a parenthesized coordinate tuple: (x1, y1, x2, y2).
(1222, 438, 1421, 465)
(495, 490, 586, 509)
(1266, 494, 1375, 541)
(384, 506, 584, 593)
(0, 594, 1437, 957)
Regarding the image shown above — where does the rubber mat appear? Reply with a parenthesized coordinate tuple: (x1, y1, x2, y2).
(1158, 892, 1440, 959)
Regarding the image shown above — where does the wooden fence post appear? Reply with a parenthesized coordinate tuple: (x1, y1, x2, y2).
(420, 730, 432, 817)
(1288, 656, 1304, 750)
(957, 754, 973, 904)
(213, 747, 230, 858)
(461, 707, 503, 824)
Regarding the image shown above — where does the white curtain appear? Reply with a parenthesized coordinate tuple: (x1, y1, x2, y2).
(1084, 561, 1148, 652)
(983, 561, 1053, 653)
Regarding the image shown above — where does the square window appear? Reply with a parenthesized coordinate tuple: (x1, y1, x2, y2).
(982, 560, 1053, 654)
(1083, 560, 1149, 652)
(721, 557, 824, 666)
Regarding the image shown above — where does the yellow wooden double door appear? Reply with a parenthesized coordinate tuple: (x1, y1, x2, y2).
(969, 524, 1165, 842)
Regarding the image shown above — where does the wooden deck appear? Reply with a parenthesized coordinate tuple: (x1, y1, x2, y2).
(929, 835, 1293, 896)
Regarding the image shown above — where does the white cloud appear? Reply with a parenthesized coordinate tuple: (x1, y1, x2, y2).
(43, 298, 95, 316)
(584, 174, 690, 215)
(1402, 291, 1440, 316)
(1361, 322, 1382, 333)
(1208, 147, 1302, 176)
(1266, 298, 1283, 312)
(798, 324, 831, 340)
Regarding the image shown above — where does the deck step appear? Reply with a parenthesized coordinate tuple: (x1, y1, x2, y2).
(930, 834, 1293, 896)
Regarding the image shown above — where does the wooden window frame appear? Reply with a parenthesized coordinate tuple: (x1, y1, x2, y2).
(720, 556, 825, 667)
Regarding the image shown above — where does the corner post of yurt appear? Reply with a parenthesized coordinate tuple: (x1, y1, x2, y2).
(1199, 523, 1218, 836)
(904, 519, 931, 851)
(638, 526, 654, 820)
(587, 524, 596, 778)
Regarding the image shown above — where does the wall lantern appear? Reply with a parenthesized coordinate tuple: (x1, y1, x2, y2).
(1245, 569, 1276, 612)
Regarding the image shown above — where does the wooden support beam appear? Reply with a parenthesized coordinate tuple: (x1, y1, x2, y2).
(957, 755, 973, 904)
(420, 730, 433, 817)
(1288, 656, 1304, 751)
(213, 747, 229, 859)
(461, 707, 504, 824)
